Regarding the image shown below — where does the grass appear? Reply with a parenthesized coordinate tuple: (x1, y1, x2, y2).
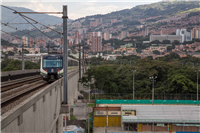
(87, 103, 95, 107)
(70, 115, 76, 120)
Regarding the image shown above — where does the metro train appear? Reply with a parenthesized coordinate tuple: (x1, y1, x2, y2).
(40, 53, 78, 82)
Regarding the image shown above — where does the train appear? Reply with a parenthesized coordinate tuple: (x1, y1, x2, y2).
(40, 53, 78, 82)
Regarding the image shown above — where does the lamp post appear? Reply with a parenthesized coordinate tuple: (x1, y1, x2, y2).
(132, 70, 136, 100)
(149, 76, 157, 104)
(88, 82, 90, 102)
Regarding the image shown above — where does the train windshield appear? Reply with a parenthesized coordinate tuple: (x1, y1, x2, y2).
(43, 59, 62, 68)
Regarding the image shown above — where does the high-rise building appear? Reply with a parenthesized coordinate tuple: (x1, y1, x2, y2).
(143, 26, 148, 37)
(176, 29, 192, 42)
(29, 38, 35, 47)
(120, 31, 127, 40)
(75, 31, 81, 44)
(104, 31, 110, 40)
(22, 36, 28, 46)
(191, 28, 200, 39)
(90, 31, 102, 52)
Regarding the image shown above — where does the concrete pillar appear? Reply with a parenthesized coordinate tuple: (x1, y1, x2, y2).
(58, 115, 63, 133)
(182, 123, 184, 131)
(199, 124, 200, 132)
(152, 123, 154, 132)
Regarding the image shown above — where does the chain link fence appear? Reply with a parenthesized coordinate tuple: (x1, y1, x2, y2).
(81, 93, 199, 100)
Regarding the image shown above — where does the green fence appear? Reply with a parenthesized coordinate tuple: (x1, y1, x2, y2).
(96, 99, 200, 105)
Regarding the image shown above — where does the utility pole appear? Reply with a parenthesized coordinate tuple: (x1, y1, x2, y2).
(63, 5, 68, 104)
(82, 45, 84, 73)
(132, 70, 136, 100)
(150, 76, 157, 104)
(21, 39, 24, 70)
(79, 43, 81, 80)
(89, 82, 90, 102)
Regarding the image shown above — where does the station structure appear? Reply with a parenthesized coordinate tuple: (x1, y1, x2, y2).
(93, 100, 200, 132)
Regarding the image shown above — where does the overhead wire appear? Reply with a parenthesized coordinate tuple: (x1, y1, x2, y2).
(1, 5, 63, 50)
(1, 21, 43, 47)
(1, 30, 37, 46)
(1, 5, 62, 38)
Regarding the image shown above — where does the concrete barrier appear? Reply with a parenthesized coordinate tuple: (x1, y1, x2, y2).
(1, 69, 81, 133)
(1, 69, 40, 82)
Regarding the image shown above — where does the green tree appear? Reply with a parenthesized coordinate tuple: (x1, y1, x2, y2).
(168, 74, 195, 94)
(162, 40, 170, 44)
(153, 50, 160, 55)
(8, 51, 14, 56)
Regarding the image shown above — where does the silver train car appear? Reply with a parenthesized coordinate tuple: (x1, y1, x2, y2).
(40, 54, 78, 82)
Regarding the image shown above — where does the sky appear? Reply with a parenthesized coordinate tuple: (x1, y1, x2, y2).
(1, 0, 163, 20)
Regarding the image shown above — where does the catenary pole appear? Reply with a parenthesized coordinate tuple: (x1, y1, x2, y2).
(21, 39, 24, 70)
(63, 5, 68, 104)
(82, 45, 84, 73)
(79, 43, 81, 80)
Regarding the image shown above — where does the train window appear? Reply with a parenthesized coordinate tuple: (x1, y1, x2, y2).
(43, 59, 63, 68)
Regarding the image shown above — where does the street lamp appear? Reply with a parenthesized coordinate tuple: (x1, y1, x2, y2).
(88, 82, 90, 102)
(149, 76, 157, 104)
(132, 70, 136, 100)
(195, 70, 199, 101)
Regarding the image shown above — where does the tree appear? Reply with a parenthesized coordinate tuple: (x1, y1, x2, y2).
(168, 74, 195, 94)
(153, 50, 160, 55)
(150, 40, 161, 44)
(8, 51, 14, 56)
(24, 49, 29, 54)
(172, 40, 180, 45)
(83, 65, 115, 97)
(162, 40, 170, 44)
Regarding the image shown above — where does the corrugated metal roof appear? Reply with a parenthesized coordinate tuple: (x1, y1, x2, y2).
(122, 105, 200, 123)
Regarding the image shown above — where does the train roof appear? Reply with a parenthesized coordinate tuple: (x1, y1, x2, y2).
(42, 54, 78, 62)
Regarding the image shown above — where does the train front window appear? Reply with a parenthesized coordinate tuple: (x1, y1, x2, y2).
(43, 59, 62, 68)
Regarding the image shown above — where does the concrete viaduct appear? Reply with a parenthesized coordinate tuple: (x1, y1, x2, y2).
(1, 69, 83, 133)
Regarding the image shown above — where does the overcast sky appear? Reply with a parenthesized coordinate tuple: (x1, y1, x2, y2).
(2, 0, 162, 20)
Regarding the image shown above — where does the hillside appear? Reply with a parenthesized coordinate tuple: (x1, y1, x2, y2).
(1, 6, 73, 32)
(76, 1, 199, 26)
(1, 39, 18, 47)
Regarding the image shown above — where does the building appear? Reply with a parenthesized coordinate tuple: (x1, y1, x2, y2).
(22, 36, 28, 46)
(120, 31, 128, 40)
(90, 21, 98, 27)
(143, 26, 148, 37)
(29, 38, 35, 47)
(93, 99, 200, 132)
(150, 35, 182, 43)
(104, 31, 111, 41)
(176, 29, 192, 42)
(72, 21, 82, 29)
(75, 31, 81, 44)
(111, 19, 118, 25)
(113, 47, 136, 54)
(90, 31, 102, 52)
(191, 27, 200, 39)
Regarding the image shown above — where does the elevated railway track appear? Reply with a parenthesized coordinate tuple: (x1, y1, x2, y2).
(1, 67, 79, 115)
